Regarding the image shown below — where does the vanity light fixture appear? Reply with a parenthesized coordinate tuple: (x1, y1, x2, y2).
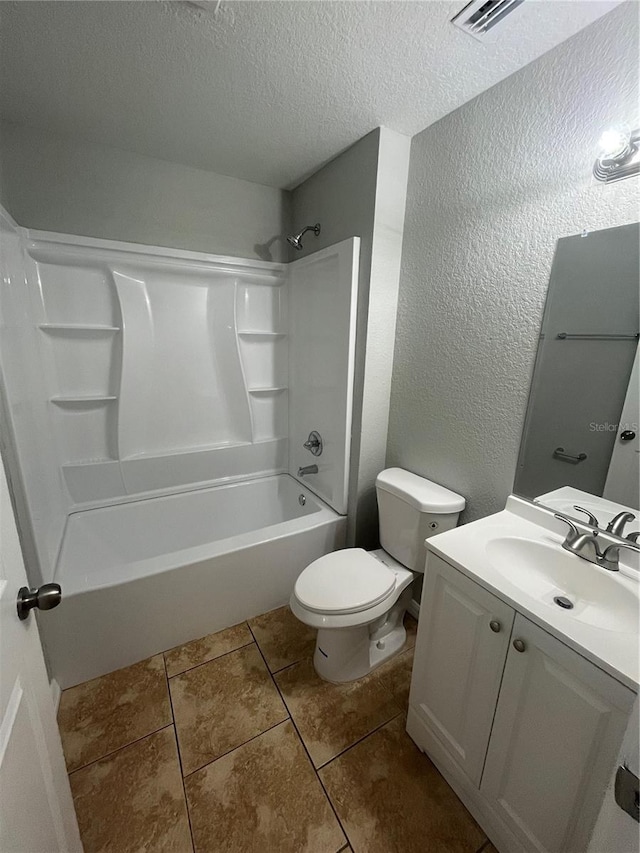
(593, 126, 640, 183)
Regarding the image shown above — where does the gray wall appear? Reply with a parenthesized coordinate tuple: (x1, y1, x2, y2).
(387, 2, 640, 525)
(0, 122, 291, 261)
(291, 127, 410, 546)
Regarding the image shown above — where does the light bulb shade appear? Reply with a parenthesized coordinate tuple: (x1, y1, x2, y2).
(594, 127, 640, 183)
(597, 128, 631, 161)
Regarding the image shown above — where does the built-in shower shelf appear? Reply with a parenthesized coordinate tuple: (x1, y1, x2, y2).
(50, 396, 118, 406)
(39, 324, 121, 334)
(248, 386, 288, 394)
(238, 330, 286, 338)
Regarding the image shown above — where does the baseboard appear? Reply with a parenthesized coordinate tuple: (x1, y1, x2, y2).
(407, 598, 420, 620)
(50, 678, 61, 714)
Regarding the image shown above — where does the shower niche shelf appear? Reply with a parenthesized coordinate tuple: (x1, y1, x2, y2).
(248, 386, 288, 394)
(237, 330, 286, 338)
(50, 396, 118, 406)
(39, 324, 121, 334)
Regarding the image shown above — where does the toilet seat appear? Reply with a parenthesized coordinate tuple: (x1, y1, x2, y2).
(294, 548, 397, 615)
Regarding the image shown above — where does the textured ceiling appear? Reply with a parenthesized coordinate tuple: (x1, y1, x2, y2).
(0, 0, 623, 188)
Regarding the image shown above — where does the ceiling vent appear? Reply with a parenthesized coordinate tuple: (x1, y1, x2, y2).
(451, 0, 526, 41)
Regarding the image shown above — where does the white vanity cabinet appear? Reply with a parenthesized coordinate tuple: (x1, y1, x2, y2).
(408, 553, 514, 786)
(408, 553, 637, 853)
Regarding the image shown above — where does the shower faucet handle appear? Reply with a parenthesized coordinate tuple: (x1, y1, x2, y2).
(303, 431, 323, 456)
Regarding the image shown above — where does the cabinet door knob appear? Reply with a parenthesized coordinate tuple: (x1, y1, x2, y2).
(513, 638, 526, 653)
(489, 620, 501, 633)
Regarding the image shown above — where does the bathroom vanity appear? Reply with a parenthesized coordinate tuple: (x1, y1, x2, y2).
(407, 496, 639, 853)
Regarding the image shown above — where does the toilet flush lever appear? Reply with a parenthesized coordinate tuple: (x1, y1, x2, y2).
(303, 431, 323, 456)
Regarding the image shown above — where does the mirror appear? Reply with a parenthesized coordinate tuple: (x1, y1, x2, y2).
(514, 222, 639, 533)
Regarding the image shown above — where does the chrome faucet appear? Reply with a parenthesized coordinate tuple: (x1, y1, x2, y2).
(556, 515, 640, 571)
(606, 511, 636, 538)
(556, 516, 600, 562)
(297, 464, 318, 477)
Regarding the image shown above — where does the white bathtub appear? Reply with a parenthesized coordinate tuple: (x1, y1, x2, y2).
(42, 475, 346, 688)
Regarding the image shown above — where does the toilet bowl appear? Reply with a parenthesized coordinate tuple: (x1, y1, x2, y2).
(291, 468, 465, 683)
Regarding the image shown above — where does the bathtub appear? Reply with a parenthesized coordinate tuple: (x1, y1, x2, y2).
(42, 474, 346, 688)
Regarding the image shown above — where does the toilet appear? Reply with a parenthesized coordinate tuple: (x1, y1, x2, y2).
(290, 467, 465, 683)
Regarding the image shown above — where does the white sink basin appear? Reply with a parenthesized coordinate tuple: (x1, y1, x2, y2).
(486, 537, 639, 634)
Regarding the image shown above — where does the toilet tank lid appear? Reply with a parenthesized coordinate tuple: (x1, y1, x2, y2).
(376, 468, 466, 513)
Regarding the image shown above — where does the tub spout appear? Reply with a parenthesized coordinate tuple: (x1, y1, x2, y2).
(298, 464, 318, 477)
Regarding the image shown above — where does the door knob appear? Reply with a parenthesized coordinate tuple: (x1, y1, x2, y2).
(513, 638, 526, 653)
(489, 620, 501, 633)
(17, 583, 62, 621)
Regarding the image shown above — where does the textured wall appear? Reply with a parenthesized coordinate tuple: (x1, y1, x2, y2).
(0, 1, 619, 188)
(291, 128, 410, 546)
(0, 122, 290, 261)
(387, 2, 640, 525)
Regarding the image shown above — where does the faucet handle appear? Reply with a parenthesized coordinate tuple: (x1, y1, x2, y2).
(626, 531, 639, 543)
(554, 514, 580, 540)
(572, 506, 600, 528)
(606, 511, 636, 537)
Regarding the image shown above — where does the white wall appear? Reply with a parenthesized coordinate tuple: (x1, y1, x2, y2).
(0, 122, 291, 262)
(0, 209, 67, 585)
(291, 127, 410, 546)
(387, 2, 640, 525)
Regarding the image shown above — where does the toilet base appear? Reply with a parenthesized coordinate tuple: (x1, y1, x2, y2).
(313, 587, 413, 683)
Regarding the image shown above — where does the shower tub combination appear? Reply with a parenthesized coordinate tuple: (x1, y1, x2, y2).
(45, 475, 346, 688)
(0, 221, 359, 689)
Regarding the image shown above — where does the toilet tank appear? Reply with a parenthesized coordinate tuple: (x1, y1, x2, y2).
(375, 468, 465, 572)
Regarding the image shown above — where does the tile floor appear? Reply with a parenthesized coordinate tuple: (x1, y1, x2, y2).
(58, 606, 494, 853)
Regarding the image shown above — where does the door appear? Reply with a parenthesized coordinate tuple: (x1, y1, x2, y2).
(604, 341, 639, 508)
(0, 455, 82, 852)
(288, 238, 360, 514)
(409, 554, 515, 786)
(481, 614, 635, 853)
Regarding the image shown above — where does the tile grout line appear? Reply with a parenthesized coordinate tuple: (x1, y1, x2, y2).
(315, 709, 405, 772)
(165, 637, 256, 680)
(246, 623, 352, 852)
(181, 717, 290, 781)
(163, 652, 197, 853)
(66, 722, 175, 777)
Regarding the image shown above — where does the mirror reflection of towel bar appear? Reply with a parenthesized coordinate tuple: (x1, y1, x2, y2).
(553, 447, 588, 463)
(556, 332, 639, 340)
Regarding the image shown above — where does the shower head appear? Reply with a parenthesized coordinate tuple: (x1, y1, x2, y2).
(287, 223, 321, 251)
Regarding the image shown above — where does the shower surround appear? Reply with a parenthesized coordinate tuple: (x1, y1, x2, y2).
(0, 207, 359, 686)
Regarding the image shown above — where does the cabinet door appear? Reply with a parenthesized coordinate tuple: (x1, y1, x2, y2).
(409, 554, 515, 786)
(481, 614, 635, 853)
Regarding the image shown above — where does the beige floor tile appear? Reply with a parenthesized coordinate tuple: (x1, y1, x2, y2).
(170, 643, 288, 775)
(58, 655, 172, 772)
(375, 647, 415, 709)
(275, 658, 401, 768)
(164, 621, 253, 677)
(249, 605, 317, 672)
(69, 726, 192, 853)
(185, 720, 345, 853)
(320, 715, 485, 853)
